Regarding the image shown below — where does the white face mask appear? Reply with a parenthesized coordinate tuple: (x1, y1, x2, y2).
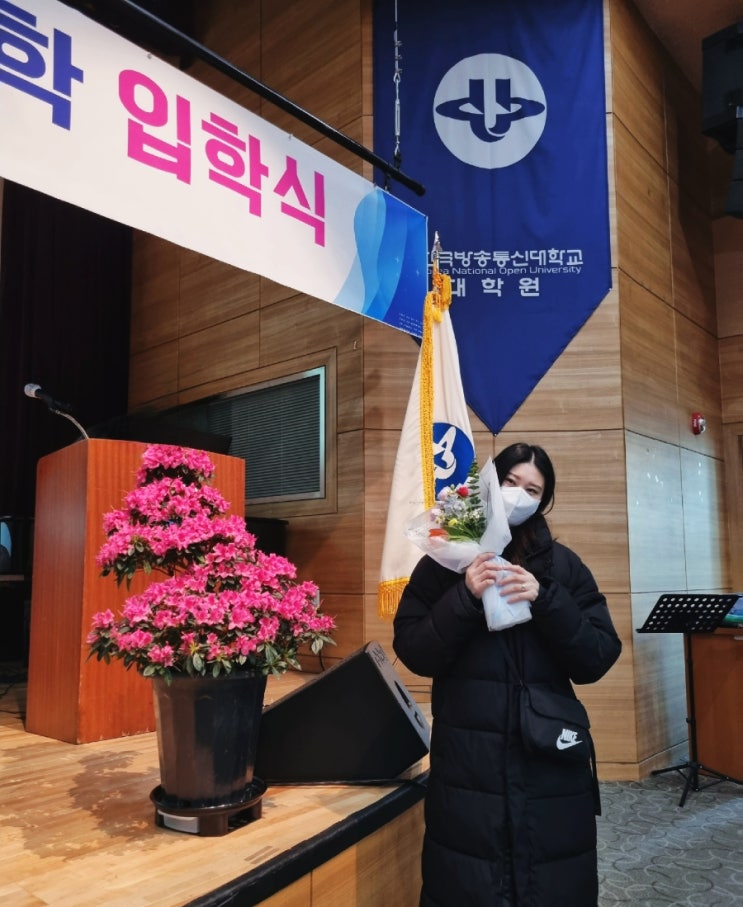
(500, 485, 540, 526)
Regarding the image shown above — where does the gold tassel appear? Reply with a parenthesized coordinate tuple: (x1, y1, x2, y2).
(377, 577, 411, 618)
(377, 259, 453, 621)
(419, 260, 452, 510)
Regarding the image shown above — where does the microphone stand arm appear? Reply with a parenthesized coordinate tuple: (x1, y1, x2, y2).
(50, 407, 90, 441)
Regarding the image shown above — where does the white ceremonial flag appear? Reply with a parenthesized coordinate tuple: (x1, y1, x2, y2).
(378, 247, 475, 618)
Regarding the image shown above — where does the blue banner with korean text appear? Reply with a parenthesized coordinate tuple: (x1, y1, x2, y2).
(373, 0, 611, 434)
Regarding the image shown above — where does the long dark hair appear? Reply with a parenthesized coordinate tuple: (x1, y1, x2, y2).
(494, 443, 555, 566)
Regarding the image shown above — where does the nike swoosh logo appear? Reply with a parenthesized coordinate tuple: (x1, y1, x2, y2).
(556, 738, 581, 750)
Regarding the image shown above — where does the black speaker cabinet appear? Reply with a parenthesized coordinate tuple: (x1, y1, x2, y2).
(702, 21, 743, 153)
(255, 641, 430, 783)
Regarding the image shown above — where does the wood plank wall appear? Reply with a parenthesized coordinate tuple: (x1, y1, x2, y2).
(128, 0, 371, 670)
(607, 0, 732, 777)
(125, 0, 733, 780)
(713, 154, 743, 594)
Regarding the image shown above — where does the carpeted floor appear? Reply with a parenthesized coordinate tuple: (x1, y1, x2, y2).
(597, 774, 743, 905)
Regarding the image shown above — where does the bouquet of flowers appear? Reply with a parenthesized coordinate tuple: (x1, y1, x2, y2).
(87, 444, 336, 681)
(405, 457, 532, 631)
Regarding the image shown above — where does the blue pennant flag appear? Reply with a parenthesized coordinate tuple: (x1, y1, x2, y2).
(373, 0, 612, 433)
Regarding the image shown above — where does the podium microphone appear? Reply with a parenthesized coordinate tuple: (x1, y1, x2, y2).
(24, 383, 71, 411)
(24, 383, 90, 440)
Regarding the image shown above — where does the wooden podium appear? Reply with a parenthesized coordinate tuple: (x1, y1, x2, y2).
(25, 439, 245, 744)
(691, 629, 743, 780)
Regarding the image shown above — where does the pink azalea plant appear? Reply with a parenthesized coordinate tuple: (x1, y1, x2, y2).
(88, 444, 335, 681)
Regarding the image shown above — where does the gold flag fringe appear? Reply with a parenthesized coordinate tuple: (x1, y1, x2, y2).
(377, 577, 410, 618)
(377, 259, 453, 621)
(420, 259, 452, 510)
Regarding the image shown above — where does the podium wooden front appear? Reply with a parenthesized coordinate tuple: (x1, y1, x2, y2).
(25, 439, 245, 744)
(691, 628, 743, 779)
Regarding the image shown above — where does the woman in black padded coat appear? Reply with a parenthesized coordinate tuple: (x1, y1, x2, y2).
(393, 443, 622, 907)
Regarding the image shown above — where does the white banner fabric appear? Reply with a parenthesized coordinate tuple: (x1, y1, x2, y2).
(0, 0, 427, 332)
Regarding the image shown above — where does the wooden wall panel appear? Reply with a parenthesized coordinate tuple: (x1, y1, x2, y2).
(610, 0, 732, 777)
(283, 430, 363, 593)
(664, 62, 713, 213)
(497, 430, 630, 595)
(128, 341, 179, 409)
(619, 273, 678, 444)
(280, 425, 365, 665)
(130, 234, 180, 350)
(190, 0, 262, 111)
(260, 276, 301, 309)
(363, 321, 420, 431)
(603, 0, 614, 115)
(314, 125, 368, 177)
(609, 0, 665, 168)
(126, 0, 369, 674)
(259, 876, 311, 907)
(674, 311, 723, 458)
(578, 593, 636, 768)
(360, 0, 374, 144)
(313, 592, 364, 666)
(261, 0, 364, 143)
(719, 336, 743, 424)
(713, 217, 743, 339)
(722, 425, 743, 591)
(606, 120, 619, 274)
(614, 119, 672, 301)
(504, 291, 622, 433)
(119, 0, 736, 781)
(363, 426, 399, 598)
(311, 802, 424, 907)
(179, 311, 261, 389)
(338, 345, 364, 433)
(179, 250, 260, 335)
(259, 296, 362, 366)
(669, 179, 717, 336)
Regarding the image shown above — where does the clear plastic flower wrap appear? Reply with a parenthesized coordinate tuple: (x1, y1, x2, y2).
(405, 457, 532, 631)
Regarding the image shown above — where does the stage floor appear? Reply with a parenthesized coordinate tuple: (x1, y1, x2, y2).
(0, 670, 430, 907)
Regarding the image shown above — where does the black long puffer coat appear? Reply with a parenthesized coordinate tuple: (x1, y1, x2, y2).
(393, 517, 622, 907)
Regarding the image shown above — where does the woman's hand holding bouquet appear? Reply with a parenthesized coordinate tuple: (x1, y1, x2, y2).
(405, 458, 532, 631)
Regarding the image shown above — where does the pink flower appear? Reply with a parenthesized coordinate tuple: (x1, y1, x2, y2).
(234, 636, 259, 656)
(149, 645, 176, 666)
(90, 609, 116, 628)
(117, 629, 154, 651)
(88, 444, 336, 680)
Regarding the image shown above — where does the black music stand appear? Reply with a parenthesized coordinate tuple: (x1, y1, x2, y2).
(637, 592, 743, 807)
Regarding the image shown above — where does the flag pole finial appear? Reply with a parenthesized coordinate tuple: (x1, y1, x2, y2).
(427, 232, 450, 319)
(431, 231, 442, 267)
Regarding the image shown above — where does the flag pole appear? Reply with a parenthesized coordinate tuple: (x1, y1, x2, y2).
(377, 231, 465, 619)
(419, 233, 452, 510)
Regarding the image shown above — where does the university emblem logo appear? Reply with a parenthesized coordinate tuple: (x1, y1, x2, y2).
(433, 421, 474, 494)
(433, 53, 547, 168)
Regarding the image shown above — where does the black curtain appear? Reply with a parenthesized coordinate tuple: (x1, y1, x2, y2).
(0, 181, 132, 527)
